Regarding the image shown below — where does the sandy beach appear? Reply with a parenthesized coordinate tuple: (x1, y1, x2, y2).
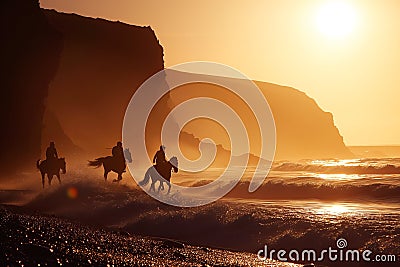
(0, 204, 301, 267)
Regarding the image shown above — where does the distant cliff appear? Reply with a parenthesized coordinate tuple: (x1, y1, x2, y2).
(256, 81, 353, 160)
(42, 10, 164, 156)
(0, 0, 62, 174)
(164, 70, 352, 161)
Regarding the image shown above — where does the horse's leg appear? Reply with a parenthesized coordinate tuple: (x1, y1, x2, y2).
(117, 172, 122, 181)
(158, 181, 163, 193)
(150, 180, 155, 192)
(104, 168, 109, 182)
(48, 174, 52, 186)
(167, 181, 171, 194)
(41, 172, 45, 189)
(150, 181, 154, 192)
(160, 180, 165, 190)
(56, 173, 61, 185)
(159, 181, 165, 191)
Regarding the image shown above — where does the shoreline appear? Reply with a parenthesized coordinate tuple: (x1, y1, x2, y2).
(0, 204, 302, 267)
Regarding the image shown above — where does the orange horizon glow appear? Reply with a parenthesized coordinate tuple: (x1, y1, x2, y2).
(40, 0, 400, 146)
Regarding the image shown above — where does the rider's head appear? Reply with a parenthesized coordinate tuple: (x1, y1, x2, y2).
(117, 141, 122, 147)
(50, 141, 55, 148)
(160, 145, 165, 151)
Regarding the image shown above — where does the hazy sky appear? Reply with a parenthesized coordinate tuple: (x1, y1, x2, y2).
(40, 0, 400, 146)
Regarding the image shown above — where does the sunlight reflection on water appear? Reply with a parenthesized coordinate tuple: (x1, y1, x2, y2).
(315, 203, 354, 215)
(315, 173, 362, 180)
(233, 199, 400, 219)
(311, 159, 362, 167)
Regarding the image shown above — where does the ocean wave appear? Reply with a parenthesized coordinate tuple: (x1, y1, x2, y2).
(224, 180, 400, 201)
(273, 161, 400, 174)
(23, 180, 400, 265)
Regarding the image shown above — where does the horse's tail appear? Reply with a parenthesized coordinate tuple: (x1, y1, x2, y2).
(36, 159, 41, 170)
(138, 168, 151, 186)
(88, 157, 105, 168)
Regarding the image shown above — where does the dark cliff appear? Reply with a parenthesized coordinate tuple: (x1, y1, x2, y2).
(38, 10, 351, 161)
(42, 10, 164, 156)
(0, 0, 62, 174)
(1, 3, 351, 171)
(41, 110, 83, 159)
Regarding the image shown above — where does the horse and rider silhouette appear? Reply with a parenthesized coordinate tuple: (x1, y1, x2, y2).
(37, 142, 66, 188)
(89, 143, 178, 193)
(139, 145, 178, 194)
(88, 141, 130, 182)
(37, 141, 178, 194)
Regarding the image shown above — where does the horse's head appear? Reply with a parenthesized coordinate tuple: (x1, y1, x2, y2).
(59, 158, 66, 174)
(124, 148, 132, 163)
(170, 156, 178, 173)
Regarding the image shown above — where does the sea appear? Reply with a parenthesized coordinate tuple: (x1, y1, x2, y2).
(2, 157, 399, 266)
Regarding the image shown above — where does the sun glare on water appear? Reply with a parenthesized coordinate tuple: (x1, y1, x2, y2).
(317, 204, 353, 215)
(316, 1, 358, 39)
(326, 204, 350, 214)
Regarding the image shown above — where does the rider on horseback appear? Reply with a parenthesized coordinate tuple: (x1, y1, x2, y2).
(46, 141, 58, 163)
(88, 141, 126, 182)
(112, 141, 126, 177)
(153, 145, 167, 176)
(38, 142, 66, 188)
(153, 145, 166, 166)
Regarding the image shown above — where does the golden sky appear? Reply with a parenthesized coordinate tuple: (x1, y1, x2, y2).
(40, 0, 400, 146)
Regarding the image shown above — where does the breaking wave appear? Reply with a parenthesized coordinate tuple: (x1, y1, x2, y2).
(23, 180, 400, 263)
(273, 160, 400, 174)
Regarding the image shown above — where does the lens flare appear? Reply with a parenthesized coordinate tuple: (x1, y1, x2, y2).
(67, 187, 78, 199)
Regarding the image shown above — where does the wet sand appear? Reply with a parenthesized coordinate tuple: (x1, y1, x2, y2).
(0, 205, 302, 267)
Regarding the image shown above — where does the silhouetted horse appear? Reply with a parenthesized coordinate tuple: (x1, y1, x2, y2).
(88, 156, 127, 182)
(139, 156, 178, 194)
(37, 158, 66, 188)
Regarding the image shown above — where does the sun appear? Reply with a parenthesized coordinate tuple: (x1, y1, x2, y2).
(316, 1, 358, 39)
